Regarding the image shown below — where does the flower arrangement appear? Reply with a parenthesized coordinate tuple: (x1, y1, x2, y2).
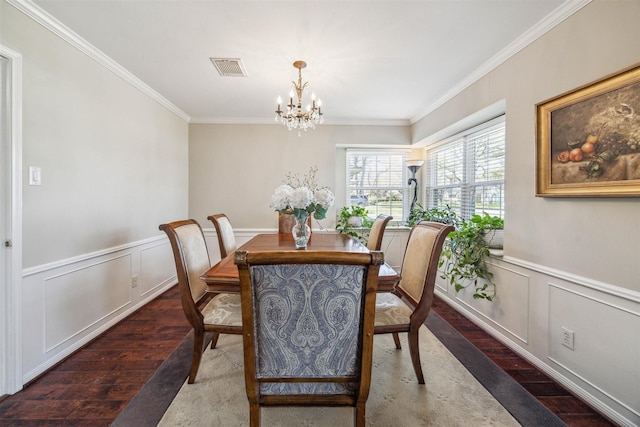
(271, 166, 335, 220)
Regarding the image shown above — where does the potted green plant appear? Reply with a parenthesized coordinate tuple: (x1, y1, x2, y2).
(336, 206, 373, 244)
(438, 213, 503, 301)
(469, 213, 504, 249)
(439, 220, 495, 301)
(408, 203, 460, 227)
(404, 203, 502, 301)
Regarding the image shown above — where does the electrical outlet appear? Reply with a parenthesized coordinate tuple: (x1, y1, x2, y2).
(561, 327, 574, 350)
(132, 275, 138, 288)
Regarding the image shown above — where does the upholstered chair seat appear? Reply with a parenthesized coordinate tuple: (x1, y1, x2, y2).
(373, 292, 412, 326)
(201, 293, 242, 326)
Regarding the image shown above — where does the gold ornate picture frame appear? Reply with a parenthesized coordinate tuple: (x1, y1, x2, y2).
(536, 64, 640, 197)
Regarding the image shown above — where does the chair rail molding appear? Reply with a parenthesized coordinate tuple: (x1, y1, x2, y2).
(502, 255, 640, 303)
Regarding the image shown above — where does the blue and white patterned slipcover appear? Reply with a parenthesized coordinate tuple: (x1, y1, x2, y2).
(250, 264, 366, 395)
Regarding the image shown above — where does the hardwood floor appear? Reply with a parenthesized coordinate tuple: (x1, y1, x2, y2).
(0, 286, 192, 426)
(0, 285, 615, 426)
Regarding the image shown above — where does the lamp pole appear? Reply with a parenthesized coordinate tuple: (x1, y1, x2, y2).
(406, 160, 424, 219)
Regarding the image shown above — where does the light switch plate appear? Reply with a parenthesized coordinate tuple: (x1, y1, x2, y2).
(29, 166, 42, 186)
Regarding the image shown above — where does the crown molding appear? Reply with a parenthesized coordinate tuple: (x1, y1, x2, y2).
(189, 117, 410, 126)
(7, 0, 191, 123)
(8, 0, 590, 128)
(410, 0, 592, 124)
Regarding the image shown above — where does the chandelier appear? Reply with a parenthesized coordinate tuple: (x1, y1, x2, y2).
(275, 60, 324, 133)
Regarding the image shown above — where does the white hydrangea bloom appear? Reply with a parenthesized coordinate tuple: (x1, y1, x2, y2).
(314, 188, 335, 209)
(290, 187, 314, 210)
(271, 184, 293, 211)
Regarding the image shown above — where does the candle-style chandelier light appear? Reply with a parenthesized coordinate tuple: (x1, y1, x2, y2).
(275, 61, 324, 133)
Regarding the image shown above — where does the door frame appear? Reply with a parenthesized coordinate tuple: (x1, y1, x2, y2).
(1, 44, 23, 395)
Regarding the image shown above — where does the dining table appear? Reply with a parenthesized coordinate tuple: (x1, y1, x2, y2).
(201, 232, 400, 293)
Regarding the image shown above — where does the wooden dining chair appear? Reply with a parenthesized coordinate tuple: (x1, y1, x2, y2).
(367, 214, 393, 251)
(208, 213, 237, 258)
(159, 219, 243, 384)
(235, 249, 384, 427)
(374, 220, 454, 384)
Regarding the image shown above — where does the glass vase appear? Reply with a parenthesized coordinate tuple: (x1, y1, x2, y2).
(292, 215, 311, 249)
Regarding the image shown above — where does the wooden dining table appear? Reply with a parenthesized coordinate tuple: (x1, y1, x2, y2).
(201, 232, 400, 293)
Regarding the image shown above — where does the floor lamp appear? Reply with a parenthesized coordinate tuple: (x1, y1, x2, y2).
(406, 160, 424, 217)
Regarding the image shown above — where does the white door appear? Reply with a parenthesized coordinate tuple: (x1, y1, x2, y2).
(0, 47, 23, 395)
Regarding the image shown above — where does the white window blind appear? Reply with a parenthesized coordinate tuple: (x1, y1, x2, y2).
(346, 150, 408, 221)
(426, 117, 505, 219)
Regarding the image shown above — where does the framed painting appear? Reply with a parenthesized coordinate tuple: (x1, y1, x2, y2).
(536, 63, 640, 197)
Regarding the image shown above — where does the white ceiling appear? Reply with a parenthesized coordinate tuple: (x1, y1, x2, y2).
(32, 0, 574, 125)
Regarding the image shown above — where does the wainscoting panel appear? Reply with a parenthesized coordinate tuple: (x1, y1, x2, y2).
(139, 241, 176, 297)
(437, 255, 640, 427)
(21, 235, 176, 384)
(44, 254, 132, 352)
(453, 261, 530, 343)
(549, 283, 640, 419)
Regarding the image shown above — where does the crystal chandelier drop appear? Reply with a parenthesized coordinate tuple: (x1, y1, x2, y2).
(275, 61, 324, 133)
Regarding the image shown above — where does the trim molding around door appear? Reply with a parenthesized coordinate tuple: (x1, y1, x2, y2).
(0, 44, 24, 395)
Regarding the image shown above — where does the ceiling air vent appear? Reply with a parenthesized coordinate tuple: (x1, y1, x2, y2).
(210, 58, 248, 77)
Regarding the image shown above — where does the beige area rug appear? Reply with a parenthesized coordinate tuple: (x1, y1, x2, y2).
(159, 328, 521, 426)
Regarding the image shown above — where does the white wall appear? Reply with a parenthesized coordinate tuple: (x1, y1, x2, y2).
(1, 1, 189, 384)
(188, 123, 410, 230)
(414, 1, 640, 425)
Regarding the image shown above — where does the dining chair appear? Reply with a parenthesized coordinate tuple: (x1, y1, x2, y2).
(367, 214, 393, 251)
(208, 213, 237, 258)
(374, 220, 454, 384)
(235, 249, 384, 427)
(159, 219, 243, 384)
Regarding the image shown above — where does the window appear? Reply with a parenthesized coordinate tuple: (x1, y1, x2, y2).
(346, 150, 409, 221)
(425, 117, 505, 219)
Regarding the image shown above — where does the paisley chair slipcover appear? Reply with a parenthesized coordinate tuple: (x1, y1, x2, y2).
(235, 250, 383, 427)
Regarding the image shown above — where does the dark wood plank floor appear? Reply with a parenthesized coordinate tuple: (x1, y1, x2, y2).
(0, 286, 192, 427)
(0, 285, 615, 426)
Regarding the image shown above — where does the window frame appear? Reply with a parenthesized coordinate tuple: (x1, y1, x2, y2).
(345, 149, 410, 224)
(425, 116, 505, 220)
